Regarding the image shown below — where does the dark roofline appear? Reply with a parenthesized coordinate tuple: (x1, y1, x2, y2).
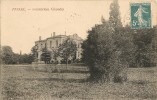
(46, 35, 67, 39)
(35, 34, 83, 43)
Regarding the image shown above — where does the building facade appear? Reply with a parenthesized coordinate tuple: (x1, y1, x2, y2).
(34, 32, 83, 63)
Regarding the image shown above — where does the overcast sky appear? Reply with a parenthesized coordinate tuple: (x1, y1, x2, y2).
(1, 0, 157, 54)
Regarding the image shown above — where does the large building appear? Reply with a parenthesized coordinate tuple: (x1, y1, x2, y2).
(34, 32, 83, 63)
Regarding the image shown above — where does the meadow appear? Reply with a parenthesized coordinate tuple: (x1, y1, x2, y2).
(1, 64, 157, 100)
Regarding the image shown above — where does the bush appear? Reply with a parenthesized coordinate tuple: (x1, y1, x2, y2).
(82, 0, 133, 83)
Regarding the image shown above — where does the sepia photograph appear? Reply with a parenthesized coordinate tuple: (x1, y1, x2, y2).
(1, 0, 157, 99)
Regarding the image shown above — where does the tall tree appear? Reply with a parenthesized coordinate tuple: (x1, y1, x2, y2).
(58, 38, 77, 65)
(82, 22, 115, 82)
(109, 0, 122, 29)
(31, 45, 38, 62)
(41, 47, 51, 64)
(108, 0, 132, 82)
(82, 0, 132, 82)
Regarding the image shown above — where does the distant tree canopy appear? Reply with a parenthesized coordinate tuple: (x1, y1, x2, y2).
(132, 27, 157, 67)
(2, 46, 14, 64)
(19, 54, 34, 64)
(1, 45, 34, 64)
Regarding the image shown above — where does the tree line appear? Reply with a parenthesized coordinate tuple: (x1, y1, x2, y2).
(1, 46, 34, 64)
(1, 37, 78, 65)
(82, 0, 157, 82)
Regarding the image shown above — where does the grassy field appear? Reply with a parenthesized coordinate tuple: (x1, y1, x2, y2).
(1, 64, 157, 100)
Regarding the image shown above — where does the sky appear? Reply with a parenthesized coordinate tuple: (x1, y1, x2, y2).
(1, 0, 157, 54)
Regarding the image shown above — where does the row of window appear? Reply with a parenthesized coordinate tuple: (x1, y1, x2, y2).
(38, 40, 59, 48)
(38, 40, 81, 49)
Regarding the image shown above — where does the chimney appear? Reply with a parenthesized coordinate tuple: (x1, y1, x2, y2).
(39, 36, 41, 41)
(53, 32, 55, 37)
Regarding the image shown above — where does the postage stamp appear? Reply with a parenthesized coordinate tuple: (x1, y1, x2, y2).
(130, 3, 151, 29)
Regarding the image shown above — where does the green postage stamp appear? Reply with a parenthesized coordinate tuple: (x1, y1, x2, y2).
(130, 3, 151, 29)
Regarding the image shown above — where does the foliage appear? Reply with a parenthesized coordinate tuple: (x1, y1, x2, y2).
(1, 45, 34, 64)
(31, 45, 38, 62)
(57, 38, 77, 64)
(41, 47, 51, 64)
(82, 0, 133, 82)
(82, 0, 156, 83)
(2, 46, 14, 64)
(12, 53, 20, 64)
(19, 54, 34, 64)
(82, 22, 114, 81)
(133, 26, 157, 67)
(109, 0, 122, 29)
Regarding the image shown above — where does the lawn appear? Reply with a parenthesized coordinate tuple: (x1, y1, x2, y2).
(1, 64, 157, 100)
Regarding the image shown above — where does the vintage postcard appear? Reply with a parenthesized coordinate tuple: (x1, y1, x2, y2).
(1, 0, 157, 100)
